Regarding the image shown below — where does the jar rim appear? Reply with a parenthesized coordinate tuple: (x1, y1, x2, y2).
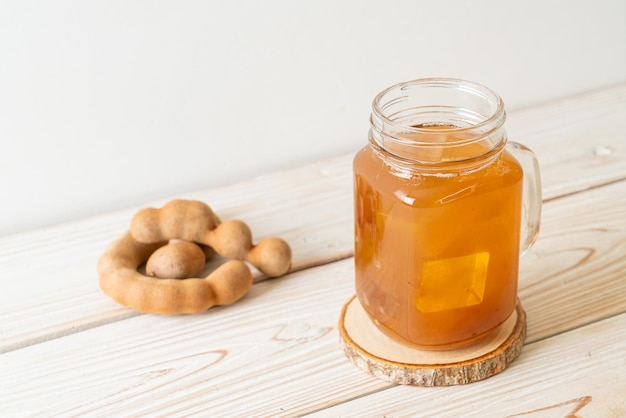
(371, 77, 506, 147)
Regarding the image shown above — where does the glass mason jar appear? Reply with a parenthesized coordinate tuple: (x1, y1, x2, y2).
(353, 78, 541, 350)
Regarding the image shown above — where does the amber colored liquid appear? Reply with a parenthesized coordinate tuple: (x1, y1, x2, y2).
(354, 132, 524, 349)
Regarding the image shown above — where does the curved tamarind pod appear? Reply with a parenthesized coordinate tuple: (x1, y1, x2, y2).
(206, 260, 253, 305)
(246, 237, 292, 277)
(131, 199, 220, 244)
(205, 222, 292, 277)
(97, 232, 166, 277)
(128, 199, 292, 278)
(204, 220, 253, 259)
(146, 240, 206, 279)
(98, 232, 253, 314)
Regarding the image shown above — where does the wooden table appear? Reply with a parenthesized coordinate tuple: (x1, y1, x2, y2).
(1, 84, 625, 417)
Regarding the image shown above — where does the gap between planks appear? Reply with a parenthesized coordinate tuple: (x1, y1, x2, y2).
(542, 176, 626, 204)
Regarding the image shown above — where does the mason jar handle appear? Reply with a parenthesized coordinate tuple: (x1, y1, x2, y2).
(506, 141, 542, 255)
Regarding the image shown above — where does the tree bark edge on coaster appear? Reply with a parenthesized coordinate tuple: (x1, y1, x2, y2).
(338, 295, 527, 386)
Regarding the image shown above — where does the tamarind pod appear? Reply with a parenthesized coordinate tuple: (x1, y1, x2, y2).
(247, 237, 292, 277)
(146, 240, 206, 279)
(97, 232, 166, 273)
(205, 222, 292, 277)
(126, 198, 291, 280)
(103, 269, 216, 314)
(131, 199, 220, 244)
(98, 232, 254, 315)
(205, 260, 253, 306)
(205, 220, 253, 260)
(98, 233, 213, 314)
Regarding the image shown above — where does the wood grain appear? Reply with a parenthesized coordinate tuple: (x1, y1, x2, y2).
(0, 85, 624, 416)
(1, 177, 624, 416)
(339, 296, 526, 386)
(0, 260, 389, 417)
(519, 180, 626, 342)
(506, 83, 626, 200)
(312, 312, 626, 418)
(0, 85, 624, 353)
(0, 155, 354, 352)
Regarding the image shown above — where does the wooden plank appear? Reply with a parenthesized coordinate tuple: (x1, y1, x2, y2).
(0, 259, 389, 417)
(506, 83, 626, 200)
(519, 180, 626, 342)
(0, 85, 624, 353)
(310, 312, 626, 418)
(0, 155, 354, 353)
(1, 180, 624, 417)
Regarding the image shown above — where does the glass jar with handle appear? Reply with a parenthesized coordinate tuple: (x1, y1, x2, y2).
(353, 78, 542, 350)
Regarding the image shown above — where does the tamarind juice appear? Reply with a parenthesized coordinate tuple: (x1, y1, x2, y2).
(353, 131, 524, 349)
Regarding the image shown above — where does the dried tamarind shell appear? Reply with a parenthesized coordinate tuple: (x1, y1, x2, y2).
(129, 199, 292, 278)
(131, 199, 220, 244)
(98, 232, 253, 314)
(98, 199, 294, 314)
(146, 240, 206, 279)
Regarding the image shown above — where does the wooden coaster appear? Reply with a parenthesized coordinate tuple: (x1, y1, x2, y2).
(339, 295, 526, 386)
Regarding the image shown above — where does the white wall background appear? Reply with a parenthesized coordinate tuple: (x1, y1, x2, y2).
(1, 0, 625, 237)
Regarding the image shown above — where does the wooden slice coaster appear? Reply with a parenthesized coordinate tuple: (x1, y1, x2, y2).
(338, 295, 526, 386)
